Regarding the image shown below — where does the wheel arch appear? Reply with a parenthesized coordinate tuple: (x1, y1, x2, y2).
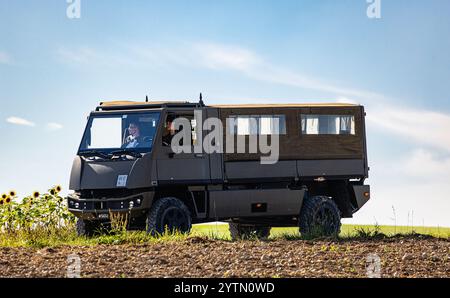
(152, 188, 198, 218)
(303, 180, 355, 218)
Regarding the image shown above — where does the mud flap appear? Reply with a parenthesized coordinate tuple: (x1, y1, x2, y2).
(352, 185, 370, 209)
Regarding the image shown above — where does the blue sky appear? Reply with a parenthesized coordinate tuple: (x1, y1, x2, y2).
(1, 0, 449, 227)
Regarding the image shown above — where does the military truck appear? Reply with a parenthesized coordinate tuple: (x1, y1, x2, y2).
(67, 99, 370, 239)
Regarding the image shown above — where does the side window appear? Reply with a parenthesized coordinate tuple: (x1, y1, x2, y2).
(229, 115, 287, 135)
(228, 115, 256, 135)
(162, 113, 197, 147)
(300, 114, 355, 135)
(259, 115, 286, 135)
(339, 115, 354, 135)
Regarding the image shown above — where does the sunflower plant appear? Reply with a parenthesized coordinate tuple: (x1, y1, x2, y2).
(0, 186, 76, 234)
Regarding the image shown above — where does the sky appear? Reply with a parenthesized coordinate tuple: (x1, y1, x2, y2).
(1, 0, 449, 227)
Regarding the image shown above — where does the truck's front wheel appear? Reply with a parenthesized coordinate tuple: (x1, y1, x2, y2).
(299, 196, 341, 238)
(146, 197, 192, 236)
(229, 223, 271, 241)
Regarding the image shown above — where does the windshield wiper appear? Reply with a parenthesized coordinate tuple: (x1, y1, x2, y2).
(78, 150, 110, 159)
(110, 149, 143, 158)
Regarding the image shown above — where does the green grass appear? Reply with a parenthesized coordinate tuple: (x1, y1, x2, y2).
(0, 228, 195, 248)
(0, 223, 448, 248)
(193, 223, 450, 240)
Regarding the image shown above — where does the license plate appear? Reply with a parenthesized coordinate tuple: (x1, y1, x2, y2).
(98, 213, 109, 219)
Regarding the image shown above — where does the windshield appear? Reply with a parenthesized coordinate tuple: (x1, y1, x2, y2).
(79, 112, 160, 154)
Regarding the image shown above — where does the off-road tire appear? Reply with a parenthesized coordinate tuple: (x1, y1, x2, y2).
(229, 223, 271, 241)
(146, 197, 192, 236)
(76, 218, 103, 237)
(299, 195, 341, 238)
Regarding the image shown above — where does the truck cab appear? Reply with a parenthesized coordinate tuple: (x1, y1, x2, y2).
(67, 100, 370, 239)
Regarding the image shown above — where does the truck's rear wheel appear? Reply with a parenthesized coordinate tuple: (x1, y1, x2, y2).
(76, 218, 103, 237)
(146, 197, 192, 236)
(299, 195, 341, 238)
(229, 223, 271, 241)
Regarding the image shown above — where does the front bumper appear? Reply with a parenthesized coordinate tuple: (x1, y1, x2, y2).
(66, 191, 154, 220)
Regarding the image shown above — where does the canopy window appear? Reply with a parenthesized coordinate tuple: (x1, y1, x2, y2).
(301, 115, 355, 135)
(228, 115, 287, 135)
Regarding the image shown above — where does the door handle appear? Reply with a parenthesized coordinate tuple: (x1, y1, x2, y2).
(194, 154, 204, 158)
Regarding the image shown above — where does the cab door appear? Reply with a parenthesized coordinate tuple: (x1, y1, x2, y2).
(155, 108, 211, 184)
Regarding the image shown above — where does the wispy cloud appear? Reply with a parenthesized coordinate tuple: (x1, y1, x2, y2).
(5, 117, 64, 130)
(57, 46, 141, 68)
(6, 116, 35, 127)
(194, 43, 262, 72)
(367, 106, 450, 152)
(194, 43, 384, 100)
(46, 122, 63, 131)
(57, 42, 384, 99)
(401, 149, 450, 179)
(0, 51, 12, 64)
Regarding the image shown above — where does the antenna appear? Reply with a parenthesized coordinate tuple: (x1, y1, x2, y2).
(145, 95, 149, 102)
(199, 92, 205, 107)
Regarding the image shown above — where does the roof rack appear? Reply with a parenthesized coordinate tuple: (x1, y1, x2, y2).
(96, 100, 202, 111)
(95, 99, 358, 111)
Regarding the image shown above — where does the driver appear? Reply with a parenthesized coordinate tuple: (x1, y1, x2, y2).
(122, 122, 142, 148)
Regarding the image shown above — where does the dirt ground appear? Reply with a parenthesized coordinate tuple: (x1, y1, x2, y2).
(0, 235, 448, 278)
